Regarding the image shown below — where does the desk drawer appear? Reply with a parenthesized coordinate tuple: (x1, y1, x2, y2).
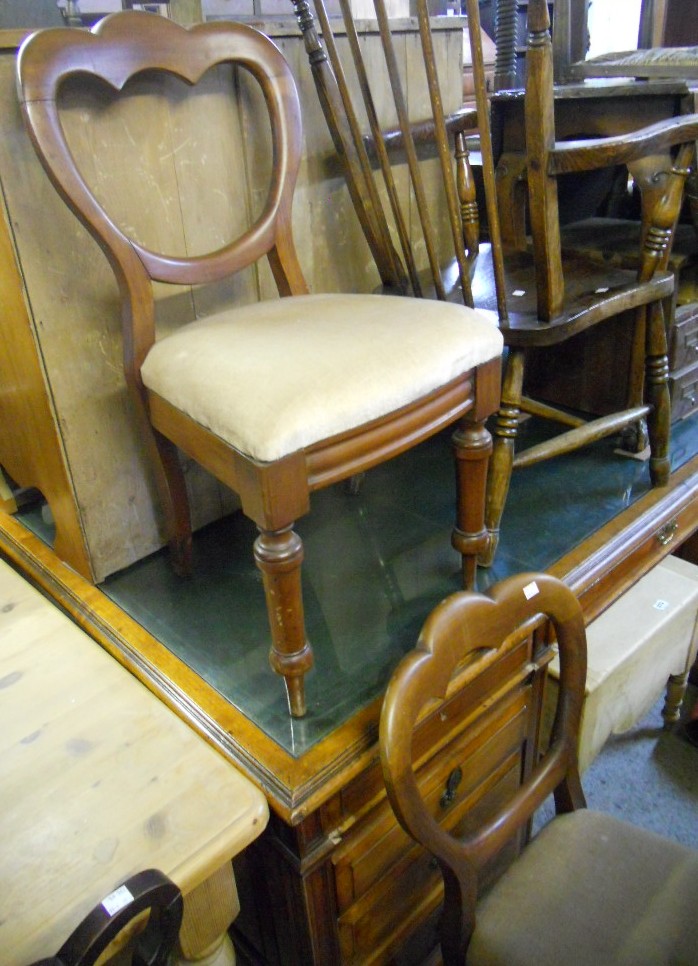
(335, 635, 534, 831)
(670, 362, 698, 422)
(669, 303, 698, 371)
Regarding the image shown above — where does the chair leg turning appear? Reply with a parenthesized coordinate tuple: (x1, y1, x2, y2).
(254, 525, 314, 717)
(480, 348, 525, 568)
(662, 670, 689, 729)
(451, 415, 493, 590)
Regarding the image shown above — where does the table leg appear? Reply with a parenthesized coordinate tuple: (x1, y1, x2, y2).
(174, 864, 240, 966)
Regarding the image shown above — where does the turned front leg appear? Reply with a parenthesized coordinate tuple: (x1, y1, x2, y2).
(451, 416, 493, 591)
(480, 348, 525, 568)
(662, 671, 690, 730)
(254, 526, 313, 717)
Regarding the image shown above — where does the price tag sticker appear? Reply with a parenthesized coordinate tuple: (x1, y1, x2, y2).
(653, 599, 670, 612)
(523, 580, 540, 600)
(102, 884, 134, 917)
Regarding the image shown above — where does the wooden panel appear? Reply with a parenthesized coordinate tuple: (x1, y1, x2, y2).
(670, 303, 698, 370)
(0, 179, 93, 578)
(670, 364, 698, 422)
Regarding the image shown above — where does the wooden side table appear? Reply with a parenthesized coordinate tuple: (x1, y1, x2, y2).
(0, 557, 269, 966)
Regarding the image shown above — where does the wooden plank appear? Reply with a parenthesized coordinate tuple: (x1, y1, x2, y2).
(0, 101, 93, 577)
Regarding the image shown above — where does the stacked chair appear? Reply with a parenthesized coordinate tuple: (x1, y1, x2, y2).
(292, 0, 698, 565)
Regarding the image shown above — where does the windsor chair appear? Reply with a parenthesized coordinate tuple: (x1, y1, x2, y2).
(293, 0, 698, 564)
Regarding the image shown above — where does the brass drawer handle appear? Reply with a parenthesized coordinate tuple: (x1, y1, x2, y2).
(657, 520, 678, 546)
(440, 766, 463, 808)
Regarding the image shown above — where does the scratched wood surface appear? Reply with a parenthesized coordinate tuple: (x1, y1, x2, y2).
(0, 554, 269, 964)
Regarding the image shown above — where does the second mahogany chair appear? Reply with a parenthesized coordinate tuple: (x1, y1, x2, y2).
(17, 12, 504, 716)
(293, 0, 698, 566)
(380, 571, 698, 964)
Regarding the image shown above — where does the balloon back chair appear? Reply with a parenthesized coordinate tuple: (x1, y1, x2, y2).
(292, 0, 698, 566)
(380, 571, 698, 964)
(17, 12, 504, 716)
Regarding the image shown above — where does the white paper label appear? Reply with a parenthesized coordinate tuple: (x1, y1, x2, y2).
(102, 884, 134, 917)
(653, 599, 670, 611)
(523, 580, 540, 600)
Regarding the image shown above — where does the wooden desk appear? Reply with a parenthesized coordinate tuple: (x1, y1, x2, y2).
(0, 557, 269, 966)
(1, 440, 698, 964)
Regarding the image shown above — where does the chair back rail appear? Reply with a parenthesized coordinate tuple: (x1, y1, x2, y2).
(380, 571, 588, 963)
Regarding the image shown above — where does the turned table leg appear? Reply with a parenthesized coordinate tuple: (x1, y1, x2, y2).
(174, 864, 240, 966)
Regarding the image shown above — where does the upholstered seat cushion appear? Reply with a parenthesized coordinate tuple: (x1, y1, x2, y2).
(141, 293, 502, 462)
(468, 809, 698, 966)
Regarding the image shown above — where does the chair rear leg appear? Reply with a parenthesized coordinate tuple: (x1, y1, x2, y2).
(645, 299, 672, 486)
(254, 525, 314, 717)
(480, 348, 525, 567)
(151, 429, 193, 577)
(451, 414, 493, 591)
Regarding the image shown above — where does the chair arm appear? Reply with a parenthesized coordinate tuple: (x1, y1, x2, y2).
(549, 115, 698, 176)
(366, 107, 479, 158)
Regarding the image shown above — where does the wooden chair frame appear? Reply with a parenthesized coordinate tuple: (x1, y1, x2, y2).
(380, 571, 587, 964)
(17, 12, 502, 716)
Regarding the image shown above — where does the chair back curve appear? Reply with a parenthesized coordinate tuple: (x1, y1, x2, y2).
(379, 572, 588, 954)
(16, 13, 308, 378)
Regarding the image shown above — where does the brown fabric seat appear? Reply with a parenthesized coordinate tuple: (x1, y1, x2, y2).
(470, 809, 698, 965)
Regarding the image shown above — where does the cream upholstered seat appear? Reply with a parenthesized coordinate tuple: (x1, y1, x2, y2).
(18, 12, 503, 717)
(380, 572, 698, 965)
(141, 295, 500, 462)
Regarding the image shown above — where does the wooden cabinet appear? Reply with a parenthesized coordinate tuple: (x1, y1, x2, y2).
(669, 304, 698, 423)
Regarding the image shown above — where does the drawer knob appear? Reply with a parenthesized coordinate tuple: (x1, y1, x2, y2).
(440, 766, 463, 808)
(657, 519, 678, 546)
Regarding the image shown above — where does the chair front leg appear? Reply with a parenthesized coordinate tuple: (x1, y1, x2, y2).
(480, 347, 525, 567)
(254, 525, 314, 717)
(451, 415, 492, 590)
(645, 299, 672, 487)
